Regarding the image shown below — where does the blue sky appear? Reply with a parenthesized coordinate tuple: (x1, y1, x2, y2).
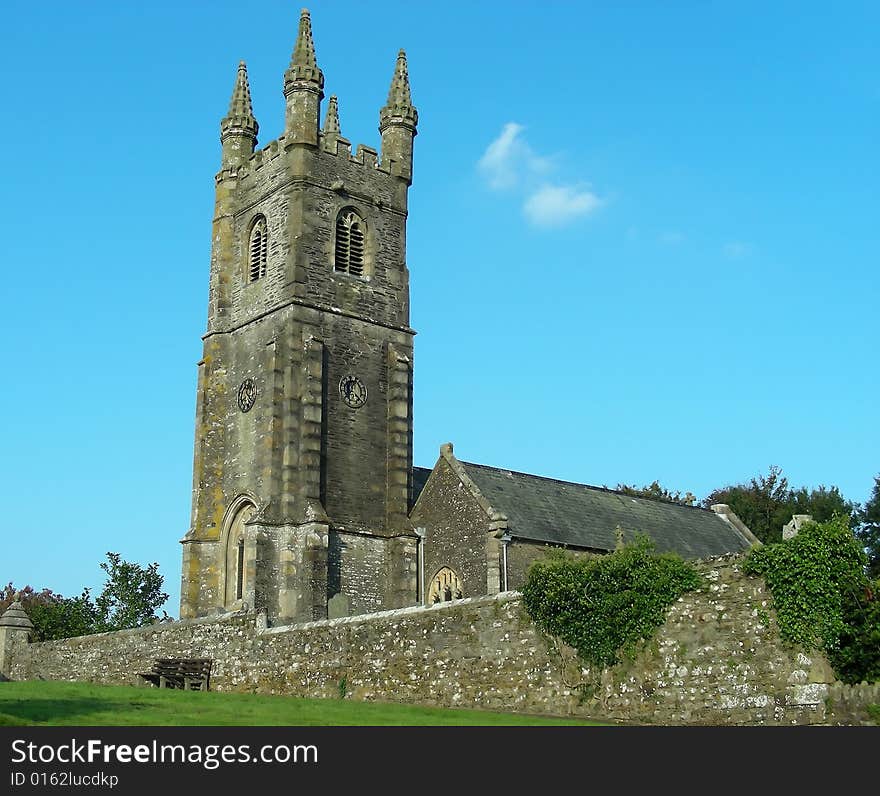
(2, 1, 877, 614)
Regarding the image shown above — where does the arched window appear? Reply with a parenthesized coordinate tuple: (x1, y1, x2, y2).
(334, 210, 365, 277)
(428, 567, 463, 605)
(248, 216, 268, 282)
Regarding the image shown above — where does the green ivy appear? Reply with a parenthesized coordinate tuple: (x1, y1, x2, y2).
(743, 514, 880, 684)
(826, 578, 880, 684)
(743, 515, 866, 651)
(521, 536, 701, 668)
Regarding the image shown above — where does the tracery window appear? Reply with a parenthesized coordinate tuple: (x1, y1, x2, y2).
(428, 567, 463, 604)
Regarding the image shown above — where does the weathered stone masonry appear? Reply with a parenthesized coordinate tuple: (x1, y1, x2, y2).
(4, 558, 876, 725)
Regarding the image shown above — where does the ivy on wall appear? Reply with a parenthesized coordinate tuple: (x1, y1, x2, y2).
(521, 536, 701, 668)
(743, 514, 879, 684)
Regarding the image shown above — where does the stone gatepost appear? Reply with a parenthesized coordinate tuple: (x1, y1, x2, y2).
(0, 597, 34, 680)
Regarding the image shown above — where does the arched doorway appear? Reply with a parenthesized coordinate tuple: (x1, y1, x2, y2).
(222, 500, 256, 608)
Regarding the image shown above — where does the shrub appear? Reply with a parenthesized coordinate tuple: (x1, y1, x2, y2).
(521, 536, 701, 668)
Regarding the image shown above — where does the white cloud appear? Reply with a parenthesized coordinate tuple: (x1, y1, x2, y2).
(477, 122, 551, 190)
(478, 123, 601, 229)
(523, 184, 602, 228)
(723, 241, 752, 259)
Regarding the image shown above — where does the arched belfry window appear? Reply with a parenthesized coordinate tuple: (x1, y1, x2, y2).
(428, 567, 463, 605)
(248, 216, 268, 282)
(334, 210, 366, 277)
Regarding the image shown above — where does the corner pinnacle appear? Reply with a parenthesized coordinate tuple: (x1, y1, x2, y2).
(221, 60, 258, 141)
(285, 7, 324, 91)
(227, 61, 256, 120)
(380, 48, 418, 131)
(387, 50, 413, 107)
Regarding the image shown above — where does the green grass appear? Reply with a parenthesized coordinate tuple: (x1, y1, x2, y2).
(0, 681, 602, 726)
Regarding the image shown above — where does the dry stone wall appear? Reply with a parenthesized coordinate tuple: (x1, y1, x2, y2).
(4, 557, 875, 725)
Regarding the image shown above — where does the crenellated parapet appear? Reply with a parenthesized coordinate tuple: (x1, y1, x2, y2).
(223, 133, 397, 187)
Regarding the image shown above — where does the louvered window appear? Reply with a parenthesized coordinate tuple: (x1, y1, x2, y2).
(335, 210, 365, 277)
(248, 216, 268, 282)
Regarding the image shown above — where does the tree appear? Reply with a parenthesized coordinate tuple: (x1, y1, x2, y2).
(789, 484, 858, 528)
(701, 465, 859, 544)
(0, 584, 98, 642)
(702, 465, 792, 543)
(93, 552, 169, 632)
(2, 552, 169, 641)
(857, 475, 880, 578)
(614, 480, 697, 506)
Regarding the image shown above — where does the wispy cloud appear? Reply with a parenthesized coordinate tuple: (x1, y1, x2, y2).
(477, 123, 550, 190)
(477, 123, 599, 228)
(523, 185, 602, 228)
(723, 241, 752, 259)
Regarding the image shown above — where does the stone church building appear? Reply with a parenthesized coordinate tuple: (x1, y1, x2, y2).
(179, 9, 757, 626)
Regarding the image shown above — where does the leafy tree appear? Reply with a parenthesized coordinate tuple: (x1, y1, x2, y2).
(703, 465, 792, 543)
(0, 584, 98, 642)
(789, 484, 858, 528)
(702, 466, 857, 544)
(856, 475, 880, 578)
(614, 480, 696, 506)
(93, 552, 169, 632)
(2, 552, 169, 641)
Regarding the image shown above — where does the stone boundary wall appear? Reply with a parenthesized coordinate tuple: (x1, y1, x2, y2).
(3, 557, 876, 725)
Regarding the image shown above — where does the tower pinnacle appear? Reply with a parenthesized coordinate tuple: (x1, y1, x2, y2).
(380, 49, 418, 130)
(285, 8, 324, 91)
(220, 60, 258, 168)
(284, 8, 324, 145)
(226, 61, 257, 123)
(323, 95, 341, 136)
(379, 49, 417, 183)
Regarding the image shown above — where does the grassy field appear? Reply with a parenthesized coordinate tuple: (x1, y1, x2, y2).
(0, 681, 602, 726)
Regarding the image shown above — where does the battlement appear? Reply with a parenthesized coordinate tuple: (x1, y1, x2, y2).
(217, 130, 393, 185)
(319, 136, 390, 175)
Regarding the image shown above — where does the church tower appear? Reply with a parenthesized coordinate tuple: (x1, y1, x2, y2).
(180, 9, 419, 624)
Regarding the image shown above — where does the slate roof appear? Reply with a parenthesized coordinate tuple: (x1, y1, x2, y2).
(412, 466, 432, 506)
(415, 461, 752, 559)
